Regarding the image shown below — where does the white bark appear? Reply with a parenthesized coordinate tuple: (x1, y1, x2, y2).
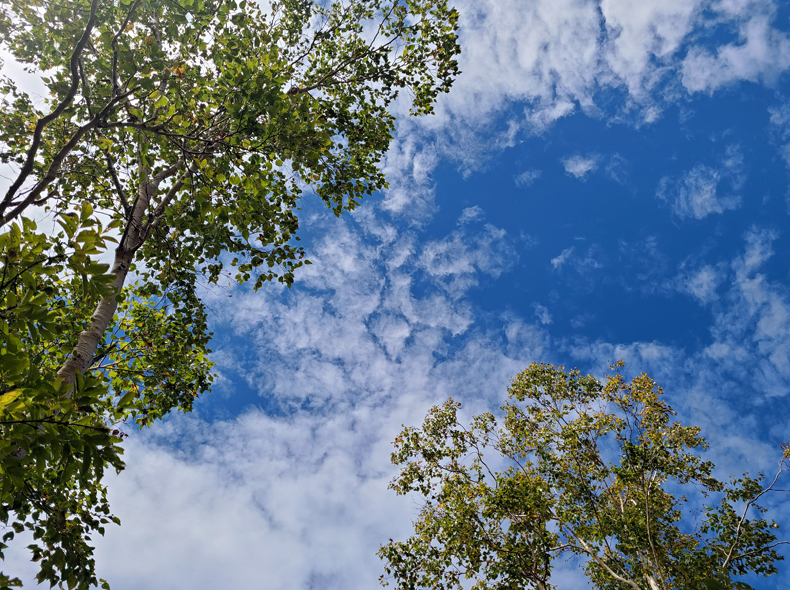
(56, 173, 162, 388)
(55, 246, 134, 386)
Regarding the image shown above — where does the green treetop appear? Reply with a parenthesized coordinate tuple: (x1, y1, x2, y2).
(380, 362, 789, 590)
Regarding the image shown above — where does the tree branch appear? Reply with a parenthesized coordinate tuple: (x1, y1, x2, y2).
(722, 458, 789, 570)
(0, 0, 101, 216)
(557, 520, 641, 590)
(112, 0, 143, 96)
(105, 152, 131, 216)
(0, 92, 129, 227)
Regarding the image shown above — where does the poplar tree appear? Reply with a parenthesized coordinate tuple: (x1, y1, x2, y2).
(380, 363, 789, 590)
(0, 0, 460, 586)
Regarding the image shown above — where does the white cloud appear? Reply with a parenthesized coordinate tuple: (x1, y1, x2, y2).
(534, 303, 553, 325)
(514, 169, 542, 187)
(419, 223, 517, 299)
(380, 134, 438, 219)
(86, 409, 425, 590)
(678, 264, 725, 304)
(457, 205, 485, 225)
(769, 102, 790, 143)
(429, 0, 603, 131)
(701, 228, 790, 397)
(5, 215, 787, 590)
(9, 3, 790, 587)
(551, 247, 575, 269)
(550, 245, 605, 290)
(562, 226, 790, 479)
(391, 0, 739, 177)
(769, 102, 790, 173)
(605, 154, 630, 184)
(566, 339, 683, 375)
(377, 0, 789, 223)
(682, 16, 790, 94)
(657, 147, 745, 219)
(657, 166, 728, 219)
(600, 0, 704, 100)
(51, 212, 550, 590)
(562, 154, 600, 179)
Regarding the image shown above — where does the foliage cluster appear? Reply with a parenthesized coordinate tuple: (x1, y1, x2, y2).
(379, 363, 789, 590)
(0, 0, 460, 586)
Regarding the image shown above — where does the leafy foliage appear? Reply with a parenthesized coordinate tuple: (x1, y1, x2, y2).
(0, 0, 460, 586)
(379, 363, 789, 590)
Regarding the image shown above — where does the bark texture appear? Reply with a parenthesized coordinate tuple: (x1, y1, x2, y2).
(56, 171, 166, 387)
(55, 247, 133, 386)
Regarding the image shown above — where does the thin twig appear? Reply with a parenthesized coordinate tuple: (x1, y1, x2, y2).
(0, 0, 102, 215)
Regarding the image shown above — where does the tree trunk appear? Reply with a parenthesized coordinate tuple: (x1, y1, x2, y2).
(55, 246, 134, 387)
(56, 174, 157, 388)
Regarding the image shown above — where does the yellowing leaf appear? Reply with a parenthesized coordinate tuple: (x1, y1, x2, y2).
(0, 388, 22, 412)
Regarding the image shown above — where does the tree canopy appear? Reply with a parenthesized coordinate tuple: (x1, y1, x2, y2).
(379, 363, 789, 590)
(0, 0, 460, 586)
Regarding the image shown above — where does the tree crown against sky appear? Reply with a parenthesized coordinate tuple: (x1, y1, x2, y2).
(379, 363, 790, 590)
(0, 0, 460, 587)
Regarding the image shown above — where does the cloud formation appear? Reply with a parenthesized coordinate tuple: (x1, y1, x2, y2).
(657, 146, 745, 219)
(514, 169, 542, 187)
(4, 214, 784, 590)
(419, 221, 518, 299)
(682, 16, 790, 93)
(379, 0, 790, 214)
(562, 154, 601, 179)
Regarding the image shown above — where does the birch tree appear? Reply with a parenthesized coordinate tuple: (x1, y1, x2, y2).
(379, 363, 789, 590)
(0, 0, 460, 586)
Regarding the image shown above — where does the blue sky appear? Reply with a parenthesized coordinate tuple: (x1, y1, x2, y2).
(8, 0, 790, 588)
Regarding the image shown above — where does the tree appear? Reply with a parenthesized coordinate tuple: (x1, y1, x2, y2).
(0, 0, 460, 586)
(379, 362, 789, 590)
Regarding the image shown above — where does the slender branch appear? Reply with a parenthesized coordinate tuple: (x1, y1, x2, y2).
(0, 0, 101, 215)
(78, 56, 94, 116)
(0, 92, 129, 227)
(105, 152, 131, 215)
(0, 254, 65, 292)
(144, 159, 199, 229)
(729, 540, 790, 562)
(112, 0, 143, 96)
(547, 543, 574, 552)
(722, 459, 789, 569)
(0, 418, 110, 433)
(104, 120, 167, 133)
(557, 520, 641, 590)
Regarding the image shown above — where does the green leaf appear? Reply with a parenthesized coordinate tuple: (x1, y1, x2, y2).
(0, 389, 22, 412)
(116, 391, 136, 409)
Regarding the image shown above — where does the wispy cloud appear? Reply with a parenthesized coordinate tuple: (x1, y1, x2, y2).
(51, 213, 550, 590)
(420, 222, 518, 299)
(514, 169, 542, 187)
(562, 154, 600, 180)
(551, 247, 575, 269)
(457, 206, 485, 225)
(6, 2, 790, 588)
(677, 264, 725, 304)
(682, 16, 790, 94)
(376, 0, 789, 223)
(534, 303, 553, 325)
(380, 135, 438, 220)
(4, 218, 779, 590)
(657, 146, 744, 220)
